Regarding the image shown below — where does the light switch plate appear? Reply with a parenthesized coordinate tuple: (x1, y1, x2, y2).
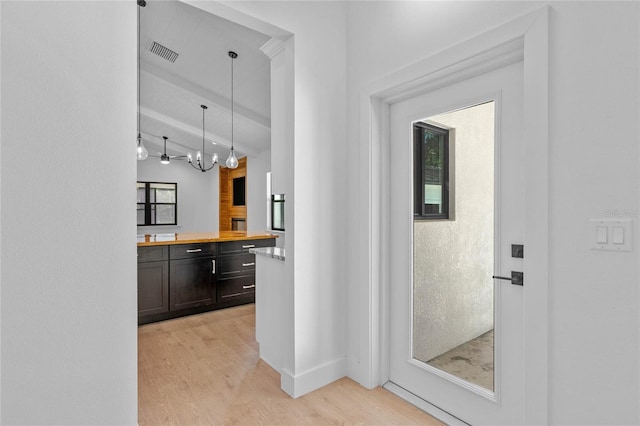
(590, 218, 633, 252)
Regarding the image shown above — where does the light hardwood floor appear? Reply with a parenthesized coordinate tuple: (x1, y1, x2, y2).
(138, 304, 443, 425)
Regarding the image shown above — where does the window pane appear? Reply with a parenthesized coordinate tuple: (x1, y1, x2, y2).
(423, 131, 444, 214)
(155, 189, 175, 203)
(151, 183, 176, 203)
(155, 204, 175, 224)
(272, 194, 285, 230)
(137, 182, 178, 226)
(137, 204, 146, 225)
(424, 184, 443, 213)
(136, 184, 146, 203)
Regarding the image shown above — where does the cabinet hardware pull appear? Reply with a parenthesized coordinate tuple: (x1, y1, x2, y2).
(187, 248, 202, 253)
(242, 262, 256, 267)
(242, 284, 256, 289)
(212, 259, 216, 274)
(242, 244, 255, 249)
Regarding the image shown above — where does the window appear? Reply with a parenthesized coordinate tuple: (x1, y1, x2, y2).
(414, 122, 450, 220)
(137, 182, 177, 226)
(271, 194, 285, 231)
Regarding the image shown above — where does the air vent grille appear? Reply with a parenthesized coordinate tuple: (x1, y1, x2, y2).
(149, 41, 179, 63)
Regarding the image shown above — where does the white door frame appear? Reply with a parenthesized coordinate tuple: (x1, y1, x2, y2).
(357, 7, 549, 424)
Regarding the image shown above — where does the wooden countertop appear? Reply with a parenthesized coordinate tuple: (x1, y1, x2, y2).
(137, 231, 278, 247)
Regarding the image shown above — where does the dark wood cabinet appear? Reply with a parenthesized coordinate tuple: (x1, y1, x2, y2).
(217, 276, 256, 300)
(216, 238, 275, 303)
(137, 246, 169, 319)
(137, 237, 275, 324)
(169, 257, 215, 311)
(217, 253, 256, 279)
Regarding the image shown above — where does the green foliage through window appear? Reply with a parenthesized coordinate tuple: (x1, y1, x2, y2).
(414, 123, 450, 220)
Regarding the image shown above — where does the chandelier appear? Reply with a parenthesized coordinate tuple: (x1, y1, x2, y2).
(187, 105, 219, 172)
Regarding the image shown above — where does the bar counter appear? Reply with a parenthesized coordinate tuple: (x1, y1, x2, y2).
(137, 231, 278, 247)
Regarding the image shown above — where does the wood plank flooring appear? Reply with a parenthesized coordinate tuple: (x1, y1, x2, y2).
(138, 304, 443, 425)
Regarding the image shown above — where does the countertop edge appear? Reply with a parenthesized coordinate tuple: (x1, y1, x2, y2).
(250, 247, 286, 261)
(137, 233, 278, 247)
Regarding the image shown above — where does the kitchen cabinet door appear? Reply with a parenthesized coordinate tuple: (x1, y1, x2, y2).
(170, 257, 215, 311)
(138, 261, 169, 317)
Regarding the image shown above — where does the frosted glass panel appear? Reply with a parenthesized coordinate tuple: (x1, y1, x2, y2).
(155, 205, 175, 225)
(152, 183, 176, 203)
(137, 205, 145, 226)
(272, 194, 284, 231)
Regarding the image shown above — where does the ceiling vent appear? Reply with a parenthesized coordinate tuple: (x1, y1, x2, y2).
(149, 41, 179, 63)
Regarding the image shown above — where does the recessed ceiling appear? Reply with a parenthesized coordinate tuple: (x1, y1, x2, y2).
(139, 0, 271, 160)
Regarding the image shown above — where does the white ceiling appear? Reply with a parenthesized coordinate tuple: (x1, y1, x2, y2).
(139, 1, 271, 161)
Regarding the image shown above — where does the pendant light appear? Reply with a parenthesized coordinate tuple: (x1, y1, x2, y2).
(188, 105, 219, 172)
(136, 0, 148, 160)
(160, 136, 170, 164)
(226, 51, 239, 169)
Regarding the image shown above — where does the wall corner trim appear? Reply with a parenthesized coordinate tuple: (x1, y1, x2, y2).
(280, 357, 349, 398)
(260, 37, 287, 59)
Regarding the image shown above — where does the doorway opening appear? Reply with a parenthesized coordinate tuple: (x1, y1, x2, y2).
(136, 0, 295, 420)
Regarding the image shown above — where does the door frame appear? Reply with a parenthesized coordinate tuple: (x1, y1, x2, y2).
(357, 7, 549, 424)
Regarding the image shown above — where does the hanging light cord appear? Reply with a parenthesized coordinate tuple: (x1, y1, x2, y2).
(225, 51, 239, 168)
(202, 105, 206, 155)
(230, 52, 234, 151)
(137, 3, 141, 140)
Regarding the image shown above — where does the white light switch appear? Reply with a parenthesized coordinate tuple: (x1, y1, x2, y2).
(590, 218, 633, 252)
(596, 226, 608, 244)
(612, 226, 625, 244)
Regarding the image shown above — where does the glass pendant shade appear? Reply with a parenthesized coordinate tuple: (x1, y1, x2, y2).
(226, 149, 238, 169)
(137, 134, 148, 160)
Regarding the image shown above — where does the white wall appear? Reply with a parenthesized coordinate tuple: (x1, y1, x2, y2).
(213, 1, 349, 395)
(1, 1, 137, 424)
(247, 149, 271, 232)
(346, 2, 639, 425)
(137, 157, 219, 233)
(1, 2, 637, 424)
(414, 103, 495, 362)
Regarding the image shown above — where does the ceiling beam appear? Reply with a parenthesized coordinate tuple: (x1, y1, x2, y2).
(140, 62, 271, 130)
(140, 106, 259, 157)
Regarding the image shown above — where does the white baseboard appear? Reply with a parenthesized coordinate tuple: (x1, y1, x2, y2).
(280, 357, 348, 398)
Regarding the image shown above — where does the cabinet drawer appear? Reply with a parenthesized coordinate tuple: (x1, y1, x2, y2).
(218, 238, 275, 255)
(170, 243, 217, 259)
(217, 276, 255, 301)
(217, 253, 256, 279)
(138, 245, 169, 262)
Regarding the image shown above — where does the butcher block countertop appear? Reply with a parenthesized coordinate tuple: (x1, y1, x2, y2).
(137, 231, 278, 247)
